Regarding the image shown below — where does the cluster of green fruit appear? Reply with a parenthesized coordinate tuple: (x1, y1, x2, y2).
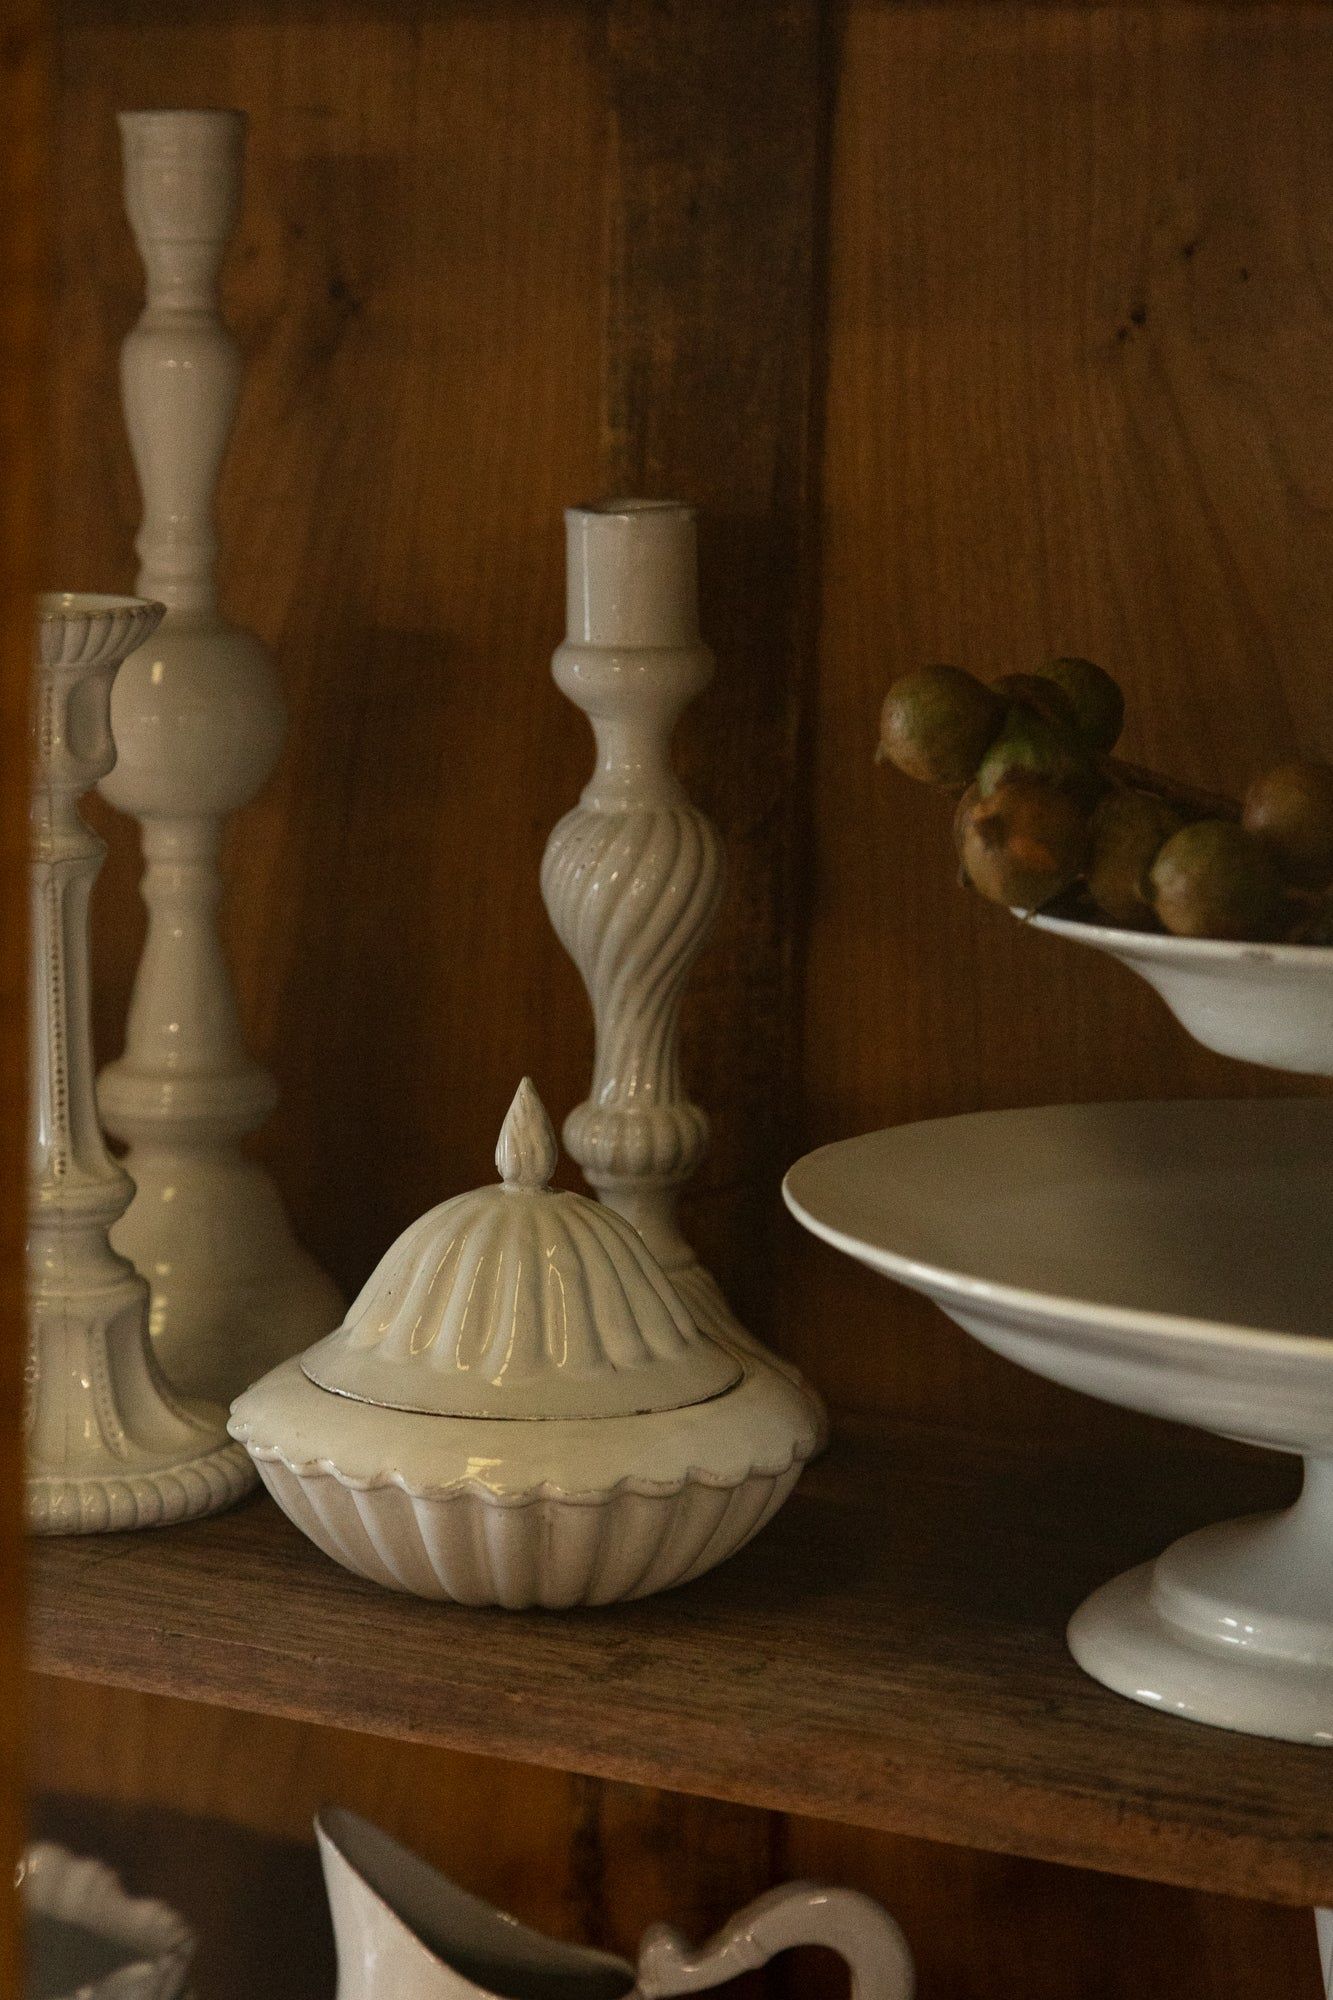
(876, 658, 1333, 942)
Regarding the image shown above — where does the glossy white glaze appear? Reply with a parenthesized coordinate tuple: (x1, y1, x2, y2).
(300, 1080, 741, 1420)
(785, 1097, 1333, 1743)
(231, 1085, 817, 1604)
(98, 110, 341, 1407)
(1029, 912, 1333, 1075)
(542, 501, 824, 1430)
(28, 595, 252, 1533)
(316, 1808, 915, 2000)
(22, 1840, 195, 2000)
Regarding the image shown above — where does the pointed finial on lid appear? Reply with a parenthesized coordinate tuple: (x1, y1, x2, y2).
(496, 1079, 558, 1191)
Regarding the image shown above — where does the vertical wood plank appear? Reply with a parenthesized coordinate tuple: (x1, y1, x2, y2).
(781, 1819, 1324, 2000)
(0, 0, 47, 1987)
(602, 0, 831, 1343)
(788, 0, 1333, 1429)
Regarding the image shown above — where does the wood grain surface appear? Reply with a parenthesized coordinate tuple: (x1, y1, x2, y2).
(28, 1421, 1333, 1908)
(786, 0, 1333, 1423)
(31, 0, 1333, 1992)
(0, 0, 48, 1989)
(601, 0, 829, 1337)
(28, 1737, 1326, 2000)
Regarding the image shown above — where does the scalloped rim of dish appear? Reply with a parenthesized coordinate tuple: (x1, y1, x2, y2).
(22, 1840, 195, 1980)
(230, 1432, 814, 1502)
(229, 1353, 820, 1503)
(37, 591, 160, 621)
(1029, 909, 1333, 967)
(782, 1108, 1333, 1365)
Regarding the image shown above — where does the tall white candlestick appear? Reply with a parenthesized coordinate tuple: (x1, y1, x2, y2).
(28, 594, 253, 1532)
(542, 500, 824, 1424)
(98, 111, 341, 1407)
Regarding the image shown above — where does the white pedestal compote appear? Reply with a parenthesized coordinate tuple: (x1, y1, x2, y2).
(785, 925, 1333, 1749)
(28, 596, 253, 1532)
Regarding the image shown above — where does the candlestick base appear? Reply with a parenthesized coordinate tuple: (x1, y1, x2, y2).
(29, 1438, 254, 1537)
(103, 1138, 345, 1406)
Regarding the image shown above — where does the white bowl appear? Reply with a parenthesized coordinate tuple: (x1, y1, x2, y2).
(229, 1350, 817, 1609)
(22, 1842, 195, 2000)
(1029, 912, 1333, 1074)
(784, 1098, 1333, 1743)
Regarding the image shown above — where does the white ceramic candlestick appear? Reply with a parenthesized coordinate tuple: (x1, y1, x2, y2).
(98, 110, 341, 1407)
(28, 595, 253, 1533)
(541, 501, 822, 1422)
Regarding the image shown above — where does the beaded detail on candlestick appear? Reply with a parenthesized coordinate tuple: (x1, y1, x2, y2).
(28, 595, 253, 1533)
(541, 501, 824, 1419)
(97, 111, 342, 1406)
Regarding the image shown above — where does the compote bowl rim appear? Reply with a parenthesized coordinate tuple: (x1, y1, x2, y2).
(1029, 909, 1333, 968)
(37, 590, 161, 620)
(783, 1104, 1333, 1362)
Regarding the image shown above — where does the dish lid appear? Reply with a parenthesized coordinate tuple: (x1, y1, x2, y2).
(301, 1080, 742, 1420)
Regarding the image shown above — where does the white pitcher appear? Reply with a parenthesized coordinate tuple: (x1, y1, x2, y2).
(315, 1809, 915, 2000)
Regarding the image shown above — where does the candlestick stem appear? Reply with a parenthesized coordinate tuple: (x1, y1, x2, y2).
(98, 111, 341, 1406)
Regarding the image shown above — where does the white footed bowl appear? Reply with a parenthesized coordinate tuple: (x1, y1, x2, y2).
(230, 1352, 817, 1609)
(785, 1098, 1333, 1743)
(1030, 913, 1333, 1075)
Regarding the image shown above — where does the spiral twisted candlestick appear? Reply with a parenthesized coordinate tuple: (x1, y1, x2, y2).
(542, 502, 824, 1423)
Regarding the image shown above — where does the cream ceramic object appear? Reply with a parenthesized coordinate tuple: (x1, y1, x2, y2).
(1029, 912, 1333, 1075)
(98, 110, 341, 1407)
(22, 1839, 195, 2000)
(542, 501, 823, 1429)
(230, 1082, 818, 1605)
(316, 1807, 915, 2000)
(28, 595, 252, 1534)
(785, 1097, 1333, 1744)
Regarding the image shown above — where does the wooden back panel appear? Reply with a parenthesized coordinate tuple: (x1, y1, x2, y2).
(35, 3, 1332, 1997)
(784, 0, 1333, 1431)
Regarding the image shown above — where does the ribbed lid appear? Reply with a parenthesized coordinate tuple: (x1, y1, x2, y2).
(301, 1081, 741, 1420)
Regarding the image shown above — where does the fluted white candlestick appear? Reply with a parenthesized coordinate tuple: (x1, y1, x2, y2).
(29, 594, 253, 1532)
(98, 111, 341, 1407)
(541, 501, 823, 1424)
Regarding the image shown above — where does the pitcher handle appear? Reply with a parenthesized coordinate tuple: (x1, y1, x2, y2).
(636, 1881, 915, 2000)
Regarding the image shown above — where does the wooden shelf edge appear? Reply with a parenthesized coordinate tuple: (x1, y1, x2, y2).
(28, 1645, 1322, 1908)
(28, 1421, 1333, 1908)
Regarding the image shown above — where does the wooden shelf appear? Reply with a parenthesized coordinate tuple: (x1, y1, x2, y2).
(29, 1418, 1332, 1908)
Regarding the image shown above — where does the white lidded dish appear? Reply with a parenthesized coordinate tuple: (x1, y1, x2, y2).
(230, 1081, 818, 1607)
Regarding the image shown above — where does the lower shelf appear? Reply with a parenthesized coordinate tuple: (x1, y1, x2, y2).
(28, 1416, 1331, 1906)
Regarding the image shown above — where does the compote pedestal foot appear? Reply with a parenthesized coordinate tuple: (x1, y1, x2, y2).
(785, 1093, 1333, 1745)
(1068, 1467, 1333, 1743)
(28, 595, 253, 1533)
(100, 111, 341, 1406)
